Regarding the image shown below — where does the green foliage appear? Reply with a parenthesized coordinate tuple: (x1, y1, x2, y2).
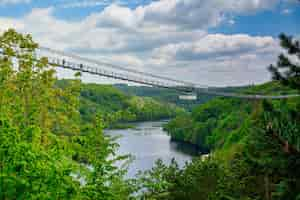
(140, 95, 300, 200)
(137, 33, 300, 200)
(115, 84, 249, 111)
(0, 29, 81, 136)
(244, 81, 298, 95)
(2, 29, 300, 200)
(63, 81, 186, 127)
(268, 34, 300, 90)
(152, 79, 300, 200)
(137, 157, 227, 200)
(0, 29, 133, 199)
(136, 159, 180, 199)
(114, 84, 214, 111)
(165, 97, 253, 151)
(0, 119, 79, 200)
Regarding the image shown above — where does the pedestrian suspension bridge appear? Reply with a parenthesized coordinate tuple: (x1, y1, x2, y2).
(2, 46, 300, 100)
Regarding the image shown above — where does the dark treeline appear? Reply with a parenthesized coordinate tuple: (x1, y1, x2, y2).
(114, 83, 249, 111)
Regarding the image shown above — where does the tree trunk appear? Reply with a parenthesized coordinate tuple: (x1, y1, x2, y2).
(264, 175, 271, 200)
(284, 141, 290, 153)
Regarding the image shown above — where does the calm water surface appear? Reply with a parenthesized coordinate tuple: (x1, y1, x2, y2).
(105, 120, 199, 178)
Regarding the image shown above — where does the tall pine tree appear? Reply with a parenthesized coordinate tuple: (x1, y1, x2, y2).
(268, 33, 300, 90)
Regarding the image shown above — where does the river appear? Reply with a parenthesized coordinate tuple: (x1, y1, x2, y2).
(105, 120, 199, 178)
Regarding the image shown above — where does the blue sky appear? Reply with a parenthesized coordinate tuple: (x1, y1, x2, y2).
(1, 0, 299, 35)
(210, 4, 300, 37)
(0, 0, 153, 19)
(0, 0, 299, 86)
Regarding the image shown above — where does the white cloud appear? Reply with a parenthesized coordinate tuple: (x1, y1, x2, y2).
(96, 4, 142, 29)
(228, 19, 235, 25)
(67, 0, 282, 30)
(281, 9, 292, 15)
(0, 0, 286, 86)
(152, 34, 277, 61)
(136, 0, 280, 29)
(147, 34, 280, 86)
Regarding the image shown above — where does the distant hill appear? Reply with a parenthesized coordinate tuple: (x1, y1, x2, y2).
(113, 84, 250, 111)
(57, 80, 185, 127)
(164, 81, 299, 151)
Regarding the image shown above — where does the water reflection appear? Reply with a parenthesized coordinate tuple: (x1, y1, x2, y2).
(169, 141, 200, 156)
(105, 121, 200, 178)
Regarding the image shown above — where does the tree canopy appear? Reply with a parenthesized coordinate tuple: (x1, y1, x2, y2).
(269, 33, 300, 90)
(0, 29, 134, 200)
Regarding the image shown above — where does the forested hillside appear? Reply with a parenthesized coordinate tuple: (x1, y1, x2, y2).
(140, 86, 300, 200)
(1, 29, 300, 200)
(115, 84, 248, 111)
(136, 33, 300, 200)
(164, 82, 299, 151)
(57, 80, 185, 128)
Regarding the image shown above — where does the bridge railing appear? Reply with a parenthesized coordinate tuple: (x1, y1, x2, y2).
(1, 47, 299, 99)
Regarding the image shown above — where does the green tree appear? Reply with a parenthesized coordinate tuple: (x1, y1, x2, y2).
(269, 34, 300, 90)
(0, 29, 81, 137)
(0, 29, 133, 199)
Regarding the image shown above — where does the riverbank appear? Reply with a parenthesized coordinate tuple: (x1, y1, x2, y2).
(108, 118, 171, 130)
(109, 123, 136, 130)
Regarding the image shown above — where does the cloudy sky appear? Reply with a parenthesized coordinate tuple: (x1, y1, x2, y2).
(0, 0, 299, 86)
